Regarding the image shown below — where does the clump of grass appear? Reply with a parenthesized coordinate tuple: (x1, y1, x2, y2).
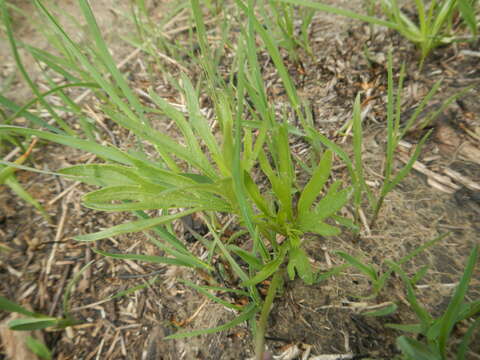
(378, 0, 479, 65)
(304, 52, 428, 228)
(368, 245, 479, 360)
(0, 1, 352, 358)
(277, 0, 479, 66)
(1, 0, 474, 359)
(336, 233, 449, 299)
(259, 0, 315, 62)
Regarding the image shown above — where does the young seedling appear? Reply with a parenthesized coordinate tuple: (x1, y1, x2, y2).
(385, 244, 479, 360)
(304, 51, 457, 229)
(277, 0, 479, 66)
(378, 0, 479, 66)
(260, 0, 315, 62)
(335, 232, 449, 299)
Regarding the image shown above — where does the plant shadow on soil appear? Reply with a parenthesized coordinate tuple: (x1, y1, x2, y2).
(1, 1, 479, 359)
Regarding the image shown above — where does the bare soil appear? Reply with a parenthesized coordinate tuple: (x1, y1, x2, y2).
(1, 1, 479, 359)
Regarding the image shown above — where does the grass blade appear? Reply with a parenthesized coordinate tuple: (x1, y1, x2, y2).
(458, 0, 478, 36)
(63, 260, 94, 315)
(1, 0, 74, 134)
(25, 336, 52, 360)
(457, 317, 480, 360)
(240, 246, 287, 287)
(387, 261, 432, 329)
(92, 248, 199, 268)
(77, 0, 147, 123)
(0, 296, 35, 317)
(4, 175, 50, 221)
(335, 251, 378, 281)
(75, 209, 199, 242)
(278, 0, 399, 29)
(297, 150, 332, 216)
(363, 303, 398, 317)
(438, 244, 478, 356)
(0, 126, 134, 164)
(8, 318, 58, 331)
(396, 336, 440, 360)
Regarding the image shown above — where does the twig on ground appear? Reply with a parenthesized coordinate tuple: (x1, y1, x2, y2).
(46, 191, 73, 275)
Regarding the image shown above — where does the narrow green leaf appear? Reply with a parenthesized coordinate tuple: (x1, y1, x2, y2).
(22, 43, 81, 82)
(386, 323, 423, 333)
(75, 209, 199, 242)
(236, 0, 301, 115)
(4, 175, 50, 221)
(1, 0, 73, 134)
(411, 265, 429, 285)
(307, 130, 358, 195)
(59, 164, 154, 187)
(0, 296, 35, 317)
(376, 233, 449, 296)
(457, 300, 480, 321)
(316, 263, 350, 282)
(228, 245, 263, 270)
(438, 244, 478, 356)
(458, 0, 478, 36)
(298, 218, 340, 236)
(387, 261, 432, 328)
(181, 74, 220, 161)
(0, 126, 133, 165)
(278, 0, 399, 30)
(275, 123, 294, 187)
(401, 80, 442, 137)
(385, 52, 395, 182)
(204, 220, 251, 287)
(133, 210, 188, 253)
(396, 336, 440, 360)
(100, 107, 190, 172)
(8, 317, 58, 331)
(335, 251, 378, 282)
(82, 186, 230, 212)
(314, 185, 351, 220)
(63, 260, 94, 315)
(297, 150, 332, 216)
(241, 247, 287, 287)
(0, 94, 56, 131)
(457, 317, 480, 360)
(351, 93, 369, 209)
(331, 215, 359, 232)
(93, 248, 196, 268)
(26, 337, 52, 360)
(244, 172, 272, 217)
(363, 303, 398, 317)
(382, 129, 432, 195)
(77, 0, 146, 122)
(6, 82, 98, 124)
(258, 151, 291, 222)
(231, 43, 265, 261)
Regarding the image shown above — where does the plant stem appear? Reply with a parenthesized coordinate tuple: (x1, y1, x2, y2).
(255, 269, 283, 360)
(370, 195, 385, 229)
